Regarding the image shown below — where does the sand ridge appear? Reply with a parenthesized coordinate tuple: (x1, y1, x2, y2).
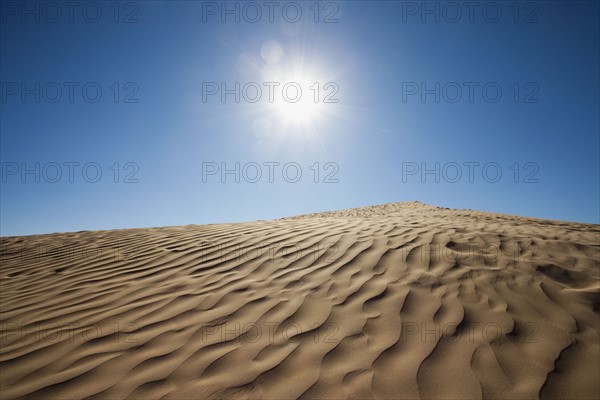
(1, 202, 599, 399)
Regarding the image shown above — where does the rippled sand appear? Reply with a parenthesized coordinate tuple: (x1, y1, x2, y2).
(1, 202, 599, 399)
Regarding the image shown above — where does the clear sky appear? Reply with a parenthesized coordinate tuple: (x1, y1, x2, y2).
(1, 0, 599, 236)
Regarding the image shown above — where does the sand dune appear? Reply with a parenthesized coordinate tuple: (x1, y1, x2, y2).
(1, 202, 599, 399)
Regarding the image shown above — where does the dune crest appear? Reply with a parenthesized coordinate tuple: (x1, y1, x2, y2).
(1, 202, 599, 399)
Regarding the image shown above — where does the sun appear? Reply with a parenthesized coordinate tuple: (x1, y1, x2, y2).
(253, 40, 337, 136)
(274, 89, 319, 124)
(270, 77, 323, 126)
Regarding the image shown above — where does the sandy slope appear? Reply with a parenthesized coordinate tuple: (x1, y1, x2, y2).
(1, 202, 599, 399)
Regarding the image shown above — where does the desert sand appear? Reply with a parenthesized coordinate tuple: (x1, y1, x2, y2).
(1, 202, 599, 399)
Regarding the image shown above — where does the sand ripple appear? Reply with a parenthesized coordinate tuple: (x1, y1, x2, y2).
(1, 203, 599, 399)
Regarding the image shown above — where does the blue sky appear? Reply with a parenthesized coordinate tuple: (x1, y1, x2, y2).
(1, 1, 599, 236)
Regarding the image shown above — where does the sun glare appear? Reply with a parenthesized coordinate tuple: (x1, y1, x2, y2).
(242, 39, 341, 139)
(272, 79, 321, 125)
